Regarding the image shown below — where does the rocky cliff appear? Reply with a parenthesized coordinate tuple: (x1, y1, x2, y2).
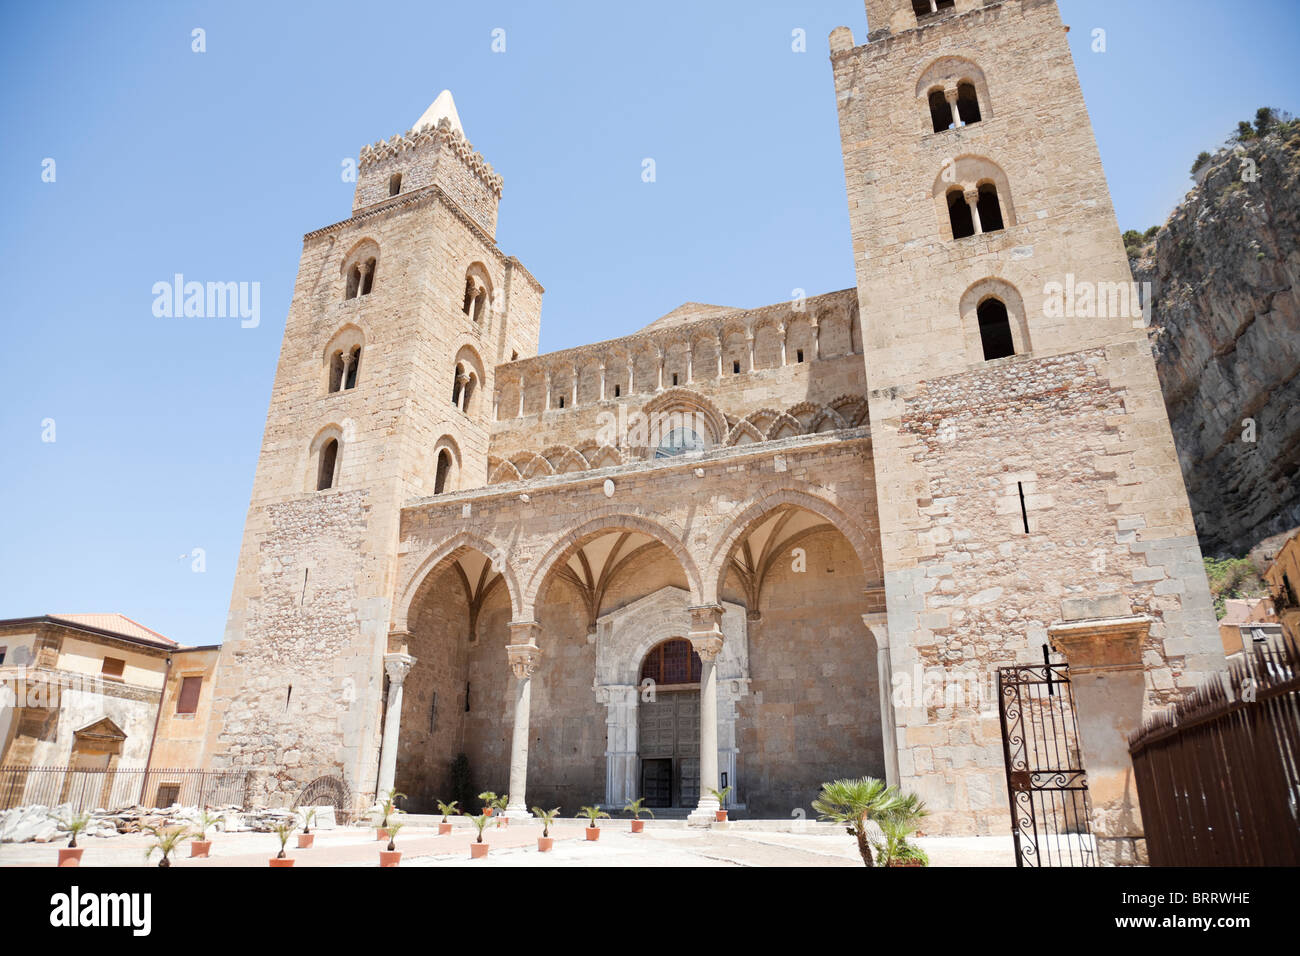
(1132, 126, 1300, 557)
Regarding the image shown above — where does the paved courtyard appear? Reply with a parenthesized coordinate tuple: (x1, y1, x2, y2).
(0, 820, 1015, 867)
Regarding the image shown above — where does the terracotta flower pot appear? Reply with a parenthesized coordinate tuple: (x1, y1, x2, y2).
(58, 848, 84, 867)
(498, 816, 509, 827)
(470, 842, 489, 859)
(889, 860, 924, 868)
(438, 822, 453, 835)
(538, 836, 554, 852)
(585, 826, 600, 841)
(297, 833, 314, 849)
(376, 828, 390, 841)
(630, 819, 644, 833)
(483, 808, 493, 817)
(269, 857, 294, 867)
(190, 840, 212, 858)
(380, 850, 402, 867)
(715, 810, 728, 822)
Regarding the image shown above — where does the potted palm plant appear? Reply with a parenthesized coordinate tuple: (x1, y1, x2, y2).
(436, 800, 459, 835)
(873, 791, 930, 867)
(469, 812, 492, 858)
(577, 805, 610, 841)
(812, 776, 906, 867)
(190, 809, 223, 858)
(143, 824, 192, 868)
(269, 819, 298, 867)
(297, 807, 318, 849)
(380, 818, 405, 867)
(623, 798, 654, 833)
(709, 786, 733, 822)
(532, 806, 560, 851)
(477, 790, 498, 819)
(374, 788, 404, 841)
(50, 811, 91, 867)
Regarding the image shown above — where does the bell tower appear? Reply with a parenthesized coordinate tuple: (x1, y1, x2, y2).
(203, 92, 543, 807)
(831, 0, 1222, 858)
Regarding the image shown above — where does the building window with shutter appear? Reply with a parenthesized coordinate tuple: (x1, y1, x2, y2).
(176, 676, 203, 715)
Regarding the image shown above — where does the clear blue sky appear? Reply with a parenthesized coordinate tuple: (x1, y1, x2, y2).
(2, 1, 1296, 646)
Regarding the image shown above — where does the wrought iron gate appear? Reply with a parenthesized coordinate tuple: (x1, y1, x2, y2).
(997, 657, 1096, 866)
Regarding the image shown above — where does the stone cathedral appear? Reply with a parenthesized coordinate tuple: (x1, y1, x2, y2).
(203, 0, 1223, 856)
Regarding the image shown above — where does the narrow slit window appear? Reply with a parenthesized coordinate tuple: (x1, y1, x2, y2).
(388, 172, 402, 196)
(733, 360, 741, 374)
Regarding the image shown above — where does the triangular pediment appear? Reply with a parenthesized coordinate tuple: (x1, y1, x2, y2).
(73, 716, 127, 743)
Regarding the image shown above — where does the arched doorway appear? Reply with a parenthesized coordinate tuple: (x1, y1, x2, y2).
(638, 638, 702, 808)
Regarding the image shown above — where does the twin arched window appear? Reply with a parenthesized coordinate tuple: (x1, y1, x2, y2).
(946, 182, 1005, 239)
(462, 264, 492, 324)
(451, 361, 478, 412)
(329, 346, 362, 393)
(928, 82, 982, 133)
(345, 258, 376, 300)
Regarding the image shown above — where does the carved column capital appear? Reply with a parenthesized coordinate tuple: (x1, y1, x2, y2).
(687, 603, 725, 661)
(383, 652, 415, 686)
(506, 643, 543, 680)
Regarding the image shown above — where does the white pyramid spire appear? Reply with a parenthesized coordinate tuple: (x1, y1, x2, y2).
(413, 89, 465, 137)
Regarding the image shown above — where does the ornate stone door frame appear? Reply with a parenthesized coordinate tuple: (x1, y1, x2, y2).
(592, 586, 748, 809)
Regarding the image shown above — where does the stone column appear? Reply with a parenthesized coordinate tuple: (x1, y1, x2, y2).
(571, 367, 579, 407)
(626, 358, 635, 394)
(504, 623, 543, 819)
(599, 362, 607, 401)
(544, 371, 552, 411)
(375, 652, 414, 800)
(965, 187, 983, 234)
(457, 371, 471, 412)
(492, 388, 501, 419)
(811, 320, 821, 360)
(516, 376, 525, 418)
(340, 351, 354, 390)
(777, 323, 787, 367)
(945, 88, 963, 128)
(715, 336, 723, 377)
(1048, 611, 1152, 866)
(656, 347, 665, 391)
(863, 611, 900, 788)
(685, 344, 694, 384)
(746, 332, 756, 372)
(687, 604, 725, 826)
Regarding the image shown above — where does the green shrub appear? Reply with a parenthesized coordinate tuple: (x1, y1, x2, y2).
(1203, 556, 1268, 619)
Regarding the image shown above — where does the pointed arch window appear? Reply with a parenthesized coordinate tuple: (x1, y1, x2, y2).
(977, 299, 1015, 361)
(317, 439, 339, 490)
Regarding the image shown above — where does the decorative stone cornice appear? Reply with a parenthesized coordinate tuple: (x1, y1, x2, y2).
(359, 117, 504, 197)
(1047, 615, 1151, 675)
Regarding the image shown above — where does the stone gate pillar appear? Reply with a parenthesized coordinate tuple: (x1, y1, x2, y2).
(504, 622, 543, 819)
(1048, 611, 1152, 866)
(375, 652, 414, 800)
(687, 604, 725, 827)
(864, 610, 901, 788)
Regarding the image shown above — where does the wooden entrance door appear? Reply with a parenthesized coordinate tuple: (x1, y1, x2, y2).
(639, 689, 700, 808)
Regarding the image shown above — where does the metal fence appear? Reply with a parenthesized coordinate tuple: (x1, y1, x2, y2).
(0, 766, 252, 813)
(1128, 632, 1300, 866)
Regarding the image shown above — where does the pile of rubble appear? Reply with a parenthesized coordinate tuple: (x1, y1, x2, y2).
(0, 802, 337, 843)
